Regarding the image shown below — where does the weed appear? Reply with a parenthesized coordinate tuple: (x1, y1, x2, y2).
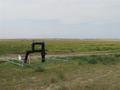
(34, 65, 45, 72)
(57, 72, 65, 81)
(49, 77, 58, 83)
(57, 85, 69, 90)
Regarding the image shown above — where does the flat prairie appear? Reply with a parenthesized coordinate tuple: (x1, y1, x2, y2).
(0, 39, 120, 90)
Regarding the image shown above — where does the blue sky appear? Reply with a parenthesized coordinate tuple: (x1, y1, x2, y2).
(0, 0, 120, 39)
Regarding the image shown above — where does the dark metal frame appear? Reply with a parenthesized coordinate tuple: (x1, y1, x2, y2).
(24, 41, 46, 63)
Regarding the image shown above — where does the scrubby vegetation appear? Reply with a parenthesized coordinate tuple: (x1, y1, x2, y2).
(1, 39, 120, 90)
(0, 39, 120, 55)
(0, 54, 120, 90)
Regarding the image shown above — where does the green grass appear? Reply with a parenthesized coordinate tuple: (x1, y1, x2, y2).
(0, 39, 120, 55)
(0, 55, 120, 90)
(1, 39, 120, 90)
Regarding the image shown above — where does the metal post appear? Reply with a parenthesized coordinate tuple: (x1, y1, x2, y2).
(41, 42, 45, 62)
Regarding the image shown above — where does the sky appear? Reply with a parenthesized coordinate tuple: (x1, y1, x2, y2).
(0, 0, 120, 39)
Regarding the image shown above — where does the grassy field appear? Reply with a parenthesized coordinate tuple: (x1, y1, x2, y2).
(0, 39, 120, 90)
(1, 55, 120, 90)
(0, 39, 120, 55)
